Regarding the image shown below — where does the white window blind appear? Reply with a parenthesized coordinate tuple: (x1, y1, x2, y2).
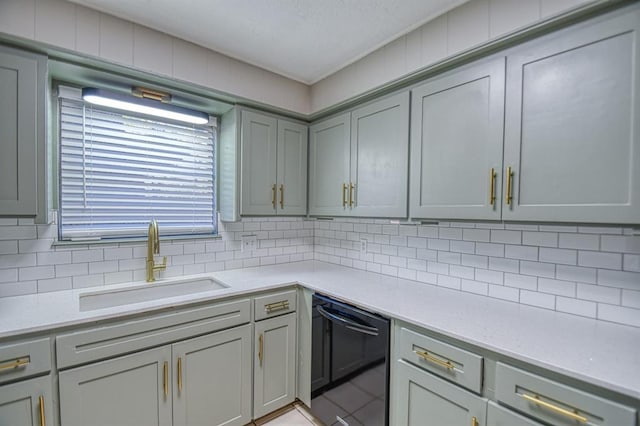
(58, 87, 216, 240)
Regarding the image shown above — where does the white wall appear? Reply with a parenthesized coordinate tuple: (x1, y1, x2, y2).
(310, 0, 594, 113)
(0, 0, 311, 114)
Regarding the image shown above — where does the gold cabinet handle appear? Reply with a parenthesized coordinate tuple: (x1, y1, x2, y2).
(342, 183, 348, 207)
(471, 416, 478, 426)
(271, 184, 276, 209)
(415, 350, 454, 370)
(265, 300, 289, 314)
(522, 393, 588, 423)
(506, 166, 514, 205)
(258, 333, 264, 367)
(163, 361, 168, 398)
(279, 184, 284, 209)
(39, 395, 45, 426)
(177, 357, 183, 393)
(0, 357, 29, 372)
(489, 168, 496, 205)
(349, 183, 354, 207)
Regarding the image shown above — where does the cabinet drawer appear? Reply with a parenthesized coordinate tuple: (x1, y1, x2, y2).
(254, 289, 296, 321)
(495, 363, 636, 426)
(487, 401, 542, 426)
(0, 337, 50, 384)
(57, 298, 250, 369)
(397, 325, 483, 393)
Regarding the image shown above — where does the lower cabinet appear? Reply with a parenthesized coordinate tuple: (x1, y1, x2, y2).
(487, 401, 542, 426)
(253, 312, 297, 419)
(173, 325, 252, 426)
(0, 375, 53, 426)
(59, 324, 252, 426)
(393, 359, 487, 426)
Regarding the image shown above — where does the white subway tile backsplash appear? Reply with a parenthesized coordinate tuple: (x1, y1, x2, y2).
(559, 233, 599, 250)
(0, 216, 638, 328)
(0, 226, 37, 240)
(597, 269, 640, 290)
(505, 244, 538, 261)
(19, 266, 55, 281)
(520, 260, 555, 278)
(556, 265, 596, 284)
(476, 242, 504, 257)
(539, 247, 577, 266)
(579, 251, 622, 270)
(522, 231, 558, 247)
(520, 290, 555, 310)
(538, 278, 576, 297)
(598, 304, 640, 327)
(556, 297, 596, 318)
(504, 273, 537, 291)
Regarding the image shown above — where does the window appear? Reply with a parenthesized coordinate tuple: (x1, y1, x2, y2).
(57, 86, 217, 241)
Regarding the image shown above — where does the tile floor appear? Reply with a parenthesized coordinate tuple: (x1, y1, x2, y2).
(258, 403, 321, 425)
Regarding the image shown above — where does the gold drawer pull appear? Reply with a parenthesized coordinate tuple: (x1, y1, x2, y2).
(258, 333, 264, 367)
(522, 393, 588, 423)
(349, 182, 355, 207)
(271, 184, 277, 209)
(415, 350, 454, 370)
(342, 183, 348, 207)
(279, 184, 284, 209)
(39, 395, 45, 426)
(489, 168, 496, 205)
(472, 416, 478, 426)
(0, 357, 30, 372)
(163, 361, 168, 397)
(177, 357, 183, 393)
(265, 300, 289, 314)
(506, 166, 514, 206)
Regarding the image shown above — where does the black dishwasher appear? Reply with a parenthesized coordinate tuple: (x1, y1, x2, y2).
(310, 293, 389, 426)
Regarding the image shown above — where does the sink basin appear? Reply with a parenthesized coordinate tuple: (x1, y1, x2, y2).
(79, 277, 229, 311)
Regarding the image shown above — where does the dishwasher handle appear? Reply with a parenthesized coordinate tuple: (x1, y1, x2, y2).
(317, 305, 379, 336)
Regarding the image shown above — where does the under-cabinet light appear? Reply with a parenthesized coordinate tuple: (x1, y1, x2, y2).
(82, 87, 209, 125)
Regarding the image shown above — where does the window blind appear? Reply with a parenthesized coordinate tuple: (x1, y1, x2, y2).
(58, 87, 216, 240)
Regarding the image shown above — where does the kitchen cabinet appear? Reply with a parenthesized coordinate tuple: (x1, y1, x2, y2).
(393, 359, 487, 426)
(253, 313, 297, 419)
(0, 46, 46, 221)
(309, 91, 409, 217)
(59, 346, 172, 426)
(502, 9, 640, 224)
(173, 325, 252, 426)
(487, 401, 543, 426)
(410, 58, 505, 220)
(240, 110, 308, 216)
(60, 325, 253, 426)
(0, 376, 53, 426)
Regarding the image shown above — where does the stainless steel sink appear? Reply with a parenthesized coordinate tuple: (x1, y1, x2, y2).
(79, 277, 229, 311)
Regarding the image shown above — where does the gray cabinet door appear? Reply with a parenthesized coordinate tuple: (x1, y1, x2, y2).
(487, 401, 543, 426)
(393, 360, 486, 426)
(308, 113, 351, 216)
(351, 92, 410, 218)
(410, 58, 505, 220)
(172, 324, 252, 426)
(277, 119, 308, 215)
(59, 346, 172, 426)
(503, 9, 640, 223)
(0, 376, 53, 426)
(241, 110, 278, 215)
(254, 313, 297, 419)
(0, 46, 45, 218)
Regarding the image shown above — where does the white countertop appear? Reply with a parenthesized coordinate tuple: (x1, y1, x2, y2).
(1, 260, 639, 400)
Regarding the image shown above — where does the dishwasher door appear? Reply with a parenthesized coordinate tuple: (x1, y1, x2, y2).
(311, 293, 389, 426)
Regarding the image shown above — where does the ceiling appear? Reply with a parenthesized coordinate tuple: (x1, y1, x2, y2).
(67, 0, 469, 84)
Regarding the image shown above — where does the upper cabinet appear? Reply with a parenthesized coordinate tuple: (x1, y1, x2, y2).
(503, 9, 640, 224)
(0, 46, 46, 221)
(410, 58, 505, 220)
(240, 110, 308, 216)
(309, 91, 410, 218)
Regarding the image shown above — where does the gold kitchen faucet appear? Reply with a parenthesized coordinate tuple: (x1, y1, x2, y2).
(146, 219, 167, 282)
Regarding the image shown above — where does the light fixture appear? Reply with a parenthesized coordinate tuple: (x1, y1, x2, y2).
(82, 87, 209, 125)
